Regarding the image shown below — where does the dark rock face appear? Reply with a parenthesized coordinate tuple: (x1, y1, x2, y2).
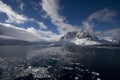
(61, 32, 77, 40)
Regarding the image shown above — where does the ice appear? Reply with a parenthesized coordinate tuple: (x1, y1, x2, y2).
(97, 77, 102, 80)
(24, 66, 50, 78)
(92, 71, 100, 76)
(75, 76, 79, 80)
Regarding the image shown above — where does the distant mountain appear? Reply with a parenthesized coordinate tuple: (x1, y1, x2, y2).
(60, 31, 117, 45)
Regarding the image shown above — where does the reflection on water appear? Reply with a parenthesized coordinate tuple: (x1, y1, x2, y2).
(0, 45, 120, 80)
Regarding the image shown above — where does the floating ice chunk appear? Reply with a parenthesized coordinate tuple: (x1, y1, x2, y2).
(75, 63, 80, 65)
(92, 71, 100, 76)
(63, 67, 73, 70)
(97, 77, 101, 80)
(24, 66, 50, 78)
(85, 69, 89, 72)
(75, 76, 79, 80)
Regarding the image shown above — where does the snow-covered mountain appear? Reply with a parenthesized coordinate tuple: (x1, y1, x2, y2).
(60, 31, 115, 45)
(0, 24, 41, 41)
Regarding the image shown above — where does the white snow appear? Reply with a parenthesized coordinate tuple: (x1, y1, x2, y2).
(60, 31, 102, 45)
(60, 31, 119, 45)
(74, 38, 101, 45)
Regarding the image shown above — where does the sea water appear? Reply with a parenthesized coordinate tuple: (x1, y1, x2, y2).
(0, 45, 120, 80)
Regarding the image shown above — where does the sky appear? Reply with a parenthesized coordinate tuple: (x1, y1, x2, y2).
(0, 0, 120, 41)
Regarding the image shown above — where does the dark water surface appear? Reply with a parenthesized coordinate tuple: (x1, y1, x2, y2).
(0, 45, 120, 80)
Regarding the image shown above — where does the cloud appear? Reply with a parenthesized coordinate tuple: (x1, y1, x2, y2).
(0, 0, 59, 41)
(0, 0, 28, 24)
(40, 0, 81, 33)
(0, 23, 41, 41)
(0, 23, 61, 41)
(11, 0, 25, 11)
(37, 22, 47, 29)
(82, 21, 94, 34)
(88, 8, 117, 22)
(82, 8, 117, 34)
(0, 0, 118, 41)
(27, 27, 62, 41)
(0, 1, 49, 30)
(102, 28, 120, 39)
(95, 28, 120, 40)
(30, 1, 41, 12)
(19, 2, 25, 11)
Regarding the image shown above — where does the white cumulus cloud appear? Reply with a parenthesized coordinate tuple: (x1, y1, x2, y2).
(40, 0, 81, 33)
(82, 8, 117, 34)
(0, 22, 61, 41)
(0, 23, 41, 41)
(19, 2, 25, 11)
(37, 22, 47, 29)
(27, 27, 62, 41)
(88, 8, 117, 22)
(103, 28, 120, 39)
(0, 0, 28, 24)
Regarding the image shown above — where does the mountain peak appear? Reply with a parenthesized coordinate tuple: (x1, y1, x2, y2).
(60, 31, 102, 45)
(60, 31, 120, 45)
(61, 31, 98, 41)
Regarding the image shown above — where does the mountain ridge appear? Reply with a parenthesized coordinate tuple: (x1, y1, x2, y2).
(60, 31, 118, 45)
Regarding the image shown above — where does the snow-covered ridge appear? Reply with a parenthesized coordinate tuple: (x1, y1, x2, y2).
(60, 31, 118, 45)
(61, 31, 98, 40)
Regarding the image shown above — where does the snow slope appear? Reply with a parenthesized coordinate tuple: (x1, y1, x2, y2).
(74, 38, 101, 45)
(60, 31, 113, 45)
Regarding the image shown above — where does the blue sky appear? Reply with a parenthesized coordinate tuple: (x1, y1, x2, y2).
(0, 0, 120, 41)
